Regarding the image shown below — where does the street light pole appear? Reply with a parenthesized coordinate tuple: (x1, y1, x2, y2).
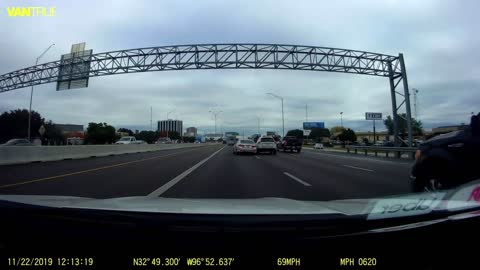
(256, 116, 261, 135)
(267, 93, 285, 137)
(28, 43, 55, 141)
(209, 110, 222, 136)
(340, 112, 343, 128)
(305, 104, 308, 122)
(166, 110, 174, 139)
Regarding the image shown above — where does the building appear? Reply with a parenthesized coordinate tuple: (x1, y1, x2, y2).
(158, 119, 183, 136)
(185, 127, 197, 137)
(355, 131, 390, 143)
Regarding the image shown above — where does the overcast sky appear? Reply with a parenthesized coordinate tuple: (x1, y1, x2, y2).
(1, 0, 479, 135)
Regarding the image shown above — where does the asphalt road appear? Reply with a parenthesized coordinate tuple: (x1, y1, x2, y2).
(0, 144, 414, 200)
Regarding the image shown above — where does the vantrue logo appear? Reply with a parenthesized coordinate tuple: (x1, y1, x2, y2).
(5, 6, 56, 17)
(446, 182, 480, 211)
(467, 186, 480, 202)
(367, 193, 446, 220)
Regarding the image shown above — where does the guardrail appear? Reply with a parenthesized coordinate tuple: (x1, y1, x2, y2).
(346, 145, 417, 159)
(0, 143, 207, 165)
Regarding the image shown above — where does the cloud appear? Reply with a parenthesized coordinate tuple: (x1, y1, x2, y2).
(1, 0, 479, 135)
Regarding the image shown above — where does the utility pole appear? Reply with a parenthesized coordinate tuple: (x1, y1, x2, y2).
(256, 116, 261, 135)
(340, 112, 343, 128)
(28, 43, 55, 141)
(305, 104, 308, 122)
(150, 106, 153, 131)
(166, 110, 174, 139)
(209, 110, 222, 136)
(267, 92, 285, 137)
(413, 88, 419, 120)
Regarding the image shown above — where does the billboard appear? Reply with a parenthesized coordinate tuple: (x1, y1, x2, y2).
(365, 112, 382, 120)
(303, 122, 325, 129)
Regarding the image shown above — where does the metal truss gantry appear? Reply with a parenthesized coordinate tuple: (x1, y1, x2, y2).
(0, 43, 413, 146)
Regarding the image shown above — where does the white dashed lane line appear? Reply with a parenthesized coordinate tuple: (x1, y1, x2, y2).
(283, 172, 312, 187)
(342, 165, 374, 172)
(147, 146, 226, 197)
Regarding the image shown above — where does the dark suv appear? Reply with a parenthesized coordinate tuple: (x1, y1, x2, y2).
(277, 136, 303, 153)
(410, 113, 480, 192)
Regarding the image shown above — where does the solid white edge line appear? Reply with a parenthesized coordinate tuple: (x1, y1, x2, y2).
(283, 172, 311, 187)
(342, 165, 374, 172)
(147, 145, 226, 197)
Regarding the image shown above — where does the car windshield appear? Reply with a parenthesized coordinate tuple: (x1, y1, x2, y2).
(0, 0, 479, 225)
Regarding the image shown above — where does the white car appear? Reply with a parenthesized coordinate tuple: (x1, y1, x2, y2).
(115, 136, 140, 144)
(313, 143, 324, 149)
(256, 136, 277, 155)
(233, 139, 257, 155)
(155, 137, 172, 144)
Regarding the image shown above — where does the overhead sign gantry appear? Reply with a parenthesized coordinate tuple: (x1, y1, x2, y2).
(0, 43, 414, 146)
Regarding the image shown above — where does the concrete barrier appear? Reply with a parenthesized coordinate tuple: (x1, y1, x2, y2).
(0, 144, 207, 165)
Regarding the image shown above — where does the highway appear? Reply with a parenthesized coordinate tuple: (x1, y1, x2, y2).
(0, 144, 413, 201)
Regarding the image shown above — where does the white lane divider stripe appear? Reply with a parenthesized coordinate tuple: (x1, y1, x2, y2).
(342, 165, 374, 172)
(147, 146, 226, 197)
(255, 155, 261, 159)
(283, 172, 311, 187)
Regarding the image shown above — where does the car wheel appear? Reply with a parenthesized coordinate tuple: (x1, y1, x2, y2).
(297, 149, 301, 153)
(273, 150, 277, 155)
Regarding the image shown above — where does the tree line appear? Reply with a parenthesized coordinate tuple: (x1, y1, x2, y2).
(285, 114, 424, 145)
(1, 108, 424, 145)
(0, 109, 196, 145)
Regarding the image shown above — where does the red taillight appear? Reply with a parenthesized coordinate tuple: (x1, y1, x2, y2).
(239, 144, 245, 147)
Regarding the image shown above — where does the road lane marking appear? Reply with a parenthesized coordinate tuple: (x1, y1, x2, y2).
(283, 172, 311, 187)
(147, 146, 226, 197)
(0, 146, 216, 189)
(255, 155, 261, 159)
(342, 165, 374, 172)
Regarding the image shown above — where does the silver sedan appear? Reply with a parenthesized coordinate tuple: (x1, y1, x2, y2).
(233, 139, 257, 155)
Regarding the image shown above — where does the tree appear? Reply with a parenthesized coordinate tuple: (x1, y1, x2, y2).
(338, 128, 357, 143)
(43, 121, 65, 145)
(182, 136, 195, 143)
(0, 109, 44, 143)
(117, 128, 134, 136)
(85, 122, 117, 144)
(136, 131, 159, 144)
(329, 126, 345, 138)
(286, 129, 303, 138)
(309, 128, 330, 140)
(384, 114, 424, 137)
(168, 131, 180, 140)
